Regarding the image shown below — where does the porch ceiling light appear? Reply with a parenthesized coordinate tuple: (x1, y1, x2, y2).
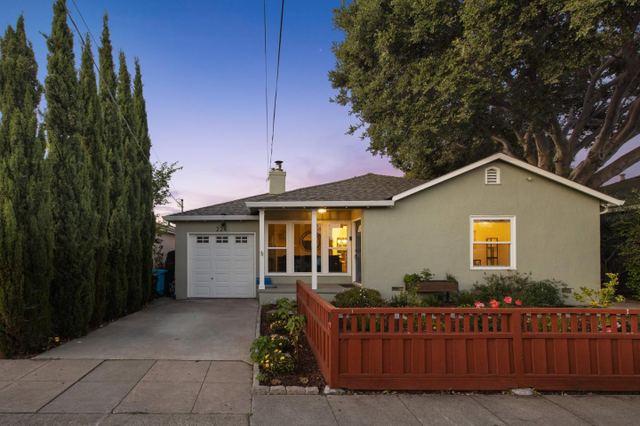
(317, 208, 327, 214)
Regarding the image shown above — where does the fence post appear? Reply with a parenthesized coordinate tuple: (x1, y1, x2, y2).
(511, 311, 525, 387)
(329, 309, 340, 388)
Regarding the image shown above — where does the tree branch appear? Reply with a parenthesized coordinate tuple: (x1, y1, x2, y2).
(491, 134, 516, 157)
(589, 145, 640, 188)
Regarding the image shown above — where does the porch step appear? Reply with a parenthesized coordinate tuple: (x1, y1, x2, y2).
(258, 284, 352, 304)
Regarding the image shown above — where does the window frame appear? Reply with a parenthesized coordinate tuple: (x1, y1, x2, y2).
(265, 220, 351, 276)
(266, 223, 288, 274)
(469, 215, 516, 271)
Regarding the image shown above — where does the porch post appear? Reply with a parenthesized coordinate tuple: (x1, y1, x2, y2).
(259, 209, 265, 290)
(311, 208, 318, 290)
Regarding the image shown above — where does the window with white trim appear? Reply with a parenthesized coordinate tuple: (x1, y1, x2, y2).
(485, 167, 501, 184)
(266, 222, 350, 274)
(196, 236, 209, 244)
(470, 217, 515, 269)
(215, 236, 228, 244)
(267, 224, 287, 273)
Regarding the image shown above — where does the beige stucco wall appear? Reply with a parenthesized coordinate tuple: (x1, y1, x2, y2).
(361, 161, 602, 300)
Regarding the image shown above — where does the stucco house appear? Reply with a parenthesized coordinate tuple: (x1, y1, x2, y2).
(165, 153, 623, 302)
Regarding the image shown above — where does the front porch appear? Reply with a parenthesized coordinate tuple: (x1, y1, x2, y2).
(258, 282, 354, 304)
(253, 207, 363, 295)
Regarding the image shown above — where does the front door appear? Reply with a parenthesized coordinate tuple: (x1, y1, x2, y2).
(354, 220, 362, 283)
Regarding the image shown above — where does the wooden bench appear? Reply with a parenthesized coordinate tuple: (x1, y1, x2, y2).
(414, 280, 459, 301)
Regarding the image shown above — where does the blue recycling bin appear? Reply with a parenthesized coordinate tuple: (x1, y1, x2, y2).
(256, 276, 272, 286)
(153, 269, 168, 296)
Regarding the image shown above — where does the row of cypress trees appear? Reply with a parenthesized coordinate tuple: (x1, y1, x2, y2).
(0, 0, 155, 356)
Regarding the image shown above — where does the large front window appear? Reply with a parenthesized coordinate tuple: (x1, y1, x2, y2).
(470, 216, 515, 269)
(267, 222, 350, 274)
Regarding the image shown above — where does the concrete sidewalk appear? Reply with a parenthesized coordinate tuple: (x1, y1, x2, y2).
(0, 358, 638, 425)
(251, 393, 640, 426)
(0, 359, 251, 425)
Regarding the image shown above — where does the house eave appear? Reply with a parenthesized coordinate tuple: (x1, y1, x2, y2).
(244, 200, 395, 208)
(164, 214, 258, 222)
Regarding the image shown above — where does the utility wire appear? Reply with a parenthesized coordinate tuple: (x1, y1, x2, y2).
(68, 0, 183, 209)
(263, 0, 270, 174)
(268, 0, 285, 169)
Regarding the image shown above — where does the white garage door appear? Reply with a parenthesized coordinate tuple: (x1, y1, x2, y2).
(189, 234, 255, 298)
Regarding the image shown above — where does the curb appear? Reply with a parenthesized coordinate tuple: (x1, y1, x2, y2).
(251, 302, 321, 395)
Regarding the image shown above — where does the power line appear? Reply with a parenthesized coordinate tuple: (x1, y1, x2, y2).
(268, 0, 285, 169)
(67, 0, 183, 208)
(263, 0, 270, 174)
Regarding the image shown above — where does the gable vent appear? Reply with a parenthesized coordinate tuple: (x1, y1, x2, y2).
(485, 167, 500, 185)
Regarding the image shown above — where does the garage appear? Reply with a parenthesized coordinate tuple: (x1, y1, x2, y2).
(188, 233, 255, 298)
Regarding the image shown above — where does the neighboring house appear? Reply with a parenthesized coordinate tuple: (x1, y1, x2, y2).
(154, 224, 176, 268)
(165, 154, 623, 302)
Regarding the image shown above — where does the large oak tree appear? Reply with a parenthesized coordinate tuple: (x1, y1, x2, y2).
(330, 0, 640, 187)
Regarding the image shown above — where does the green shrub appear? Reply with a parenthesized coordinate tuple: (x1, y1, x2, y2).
(269, 319, 288, 334)
(574, 273, 625, 307)
(333, 287, 385, 307)
(403, 268, 433, 292)
(249, 335, 295, 378)
(453, 290, 476, 307)
(420, 294, 442, 307)
(268, 298, 296, 322)
(389, 290, 422, 307)
(472, 273, 566, 307)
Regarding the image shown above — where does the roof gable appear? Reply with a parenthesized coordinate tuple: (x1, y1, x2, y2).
(392, 154, 624, 206)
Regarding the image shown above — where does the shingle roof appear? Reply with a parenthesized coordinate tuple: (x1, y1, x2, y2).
(261, 173, 426, 202)
(169, 173, 425, 217)
(169, 193, 271, 216)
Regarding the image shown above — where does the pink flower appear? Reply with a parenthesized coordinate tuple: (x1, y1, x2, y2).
(605, 327, 613, 333)
(474, 301, 485, 308)
(503, 296, 513, 304)
(489, 299, 499, 308)
(515, 299, 523, 306)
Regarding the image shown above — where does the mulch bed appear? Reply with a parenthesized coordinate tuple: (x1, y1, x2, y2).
(259, 304, 326, 389)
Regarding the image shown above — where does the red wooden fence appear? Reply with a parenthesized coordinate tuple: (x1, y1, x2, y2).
(296, 280, 640, 391)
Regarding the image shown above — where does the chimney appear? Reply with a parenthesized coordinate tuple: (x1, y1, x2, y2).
(268, 160, 286, 194)
(619, 173, 626, 182)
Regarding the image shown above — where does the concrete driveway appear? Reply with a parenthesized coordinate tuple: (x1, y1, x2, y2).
(37, 298, 258, 362)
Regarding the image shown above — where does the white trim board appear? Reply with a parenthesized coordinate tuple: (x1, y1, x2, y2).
(392, 153, 624, 206)
(245, 200, 394, 208)
(165, 214, 258, 222)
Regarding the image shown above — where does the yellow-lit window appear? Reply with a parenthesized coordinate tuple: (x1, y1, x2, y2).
(471, 217, 515, 269)
(327, 224, 349, 273)
(267, 224, 287, 273)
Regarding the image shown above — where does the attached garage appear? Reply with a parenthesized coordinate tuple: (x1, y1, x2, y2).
(188, 233, 256, 298)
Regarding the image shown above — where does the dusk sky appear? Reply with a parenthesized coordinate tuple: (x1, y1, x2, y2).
(1, 0, 401, 217)
(1, 1, 637, 217)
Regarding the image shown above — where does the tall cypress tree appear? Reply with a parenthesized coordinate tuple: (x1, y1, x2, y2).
(100, 15, 128, 319)
(46, 0, 94, 337)
(0, 16, 53, 355)
(79, 35, 109, 326)
(133, 59, 154, 303)
(117, 51, 143, 312)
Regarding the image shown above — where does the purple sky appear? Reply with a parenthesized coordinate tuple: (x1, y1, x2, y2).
(1, 1, 637, 217)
